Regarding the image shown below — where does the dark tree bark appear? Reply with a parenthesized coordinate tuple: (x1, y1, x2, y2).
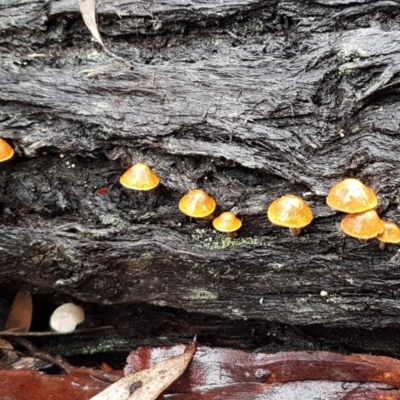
(1, 0, 400, 355)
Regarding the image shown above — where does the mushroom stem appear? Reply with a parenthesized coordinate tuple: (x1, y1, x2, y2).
(289, 227, 301, 237)
(202, 214, 214, 221)
(379, 241, 386, 251)
(227, 231, 238, 239)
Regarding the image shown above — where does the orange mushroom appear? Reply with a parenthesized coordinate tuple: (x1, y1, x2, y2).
(341, 209, 384, 240)
(327, 178, 378, 213)
(120, 163, 160, 191)
(212, 211, 242, 238)
(179, 189, 216, 219)
(0, 138, 14, 162)
(267, 194, 313, 236)
(376, 220, 400, 250)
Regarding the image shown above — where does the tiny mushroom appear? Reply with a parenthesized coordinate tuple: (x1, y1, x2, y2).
(267, 194, 313, 236)
(212, 211, 242, 238)
(341, 209, 384, 240)
(0, 138, 14, 162)
(376, 220, 400, 250)
(120, 163, 160, 191)
(326, 178, 378, 213)
(179, 189, 216, 219)
(50, 303, 85, 333)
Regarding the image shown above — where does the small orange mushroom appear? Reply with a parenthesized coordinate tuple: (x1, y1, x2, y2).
(327, 178, 378, 213)
(341, 209, 384, 240)
(120, 163, 160, 191)
(212, 212, 242, 238)
(179, 189, 216, 219)
(0, 138, 14, 162)
(267, 194, 313, 236)
(376, 220, 400, 250)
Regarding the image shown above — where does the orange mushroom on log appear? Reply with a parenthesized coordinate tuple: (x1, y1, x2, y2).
(376, 220, 400, 250)
(120, 163, 160, 191)
(179, 189, 216, 220)
(0, 138, 14, 162)
(212, 212, 242, 238)
(326, 178, 378, 213)
(267, 194, 313, 237)
(341, 209, 384, 240)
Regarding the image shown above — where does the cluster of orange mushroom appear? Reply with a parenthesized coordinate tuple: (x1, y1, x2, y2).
(120, 163, 243, 237)
(326, 178, 400, 250)
(178, 189, 242, 237)
(120, 163, 400, 247)
(266, 178, 400, 250)
(2, 142, 399, 249)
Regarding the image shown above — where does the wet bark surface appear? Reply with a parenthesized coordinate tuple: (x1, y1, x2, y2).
(1, 0, 400, 355)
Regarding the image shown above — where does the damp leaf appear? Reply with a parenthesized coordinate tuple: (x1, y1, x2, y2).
(78, 0, 104, 47)
(5, 292, 33, 332)
(90, 344, 196, 400)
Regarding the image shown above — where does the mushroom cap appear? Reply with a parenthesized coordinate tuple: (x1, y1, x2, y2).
(267, 194, 313, 229)
(120, 163, 160, 191)
(341, 209, 384, 239)
(0, 138, 14, 162)
(326, 178, 378, 213)
(179, 189, 216, 218)
(376, 220, 400, 244)
(50, 303, 85, 333)
(212, 212, 242, 233)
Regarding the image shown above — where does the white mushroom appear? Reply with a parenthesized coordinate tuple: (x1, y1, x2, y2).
(50, 303, 85, 333)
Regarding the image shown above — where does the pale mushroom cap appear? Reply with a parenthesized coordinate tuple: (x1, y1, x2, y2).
(267, 195, 313, 228)
(120, 163, 160, 191)
(212, 212, 242, 232)
(179, 189, 216, 218)
(0, 138, 14, 162)
(341, 209, 384, 239)
(50, 303, 85, 333)
(376, 221, 400, 244)
(326, 178, 378, 213)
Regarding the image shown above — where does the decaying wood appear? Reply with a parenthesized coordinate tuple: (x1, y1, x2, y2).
(1, 0, 400, 352)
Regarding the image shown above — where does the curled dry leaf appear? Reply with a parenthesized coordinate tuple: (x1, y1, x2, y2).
(78, 0, 104, 47)
(90, 344, 196, 400)
(5, 292, 32, 332)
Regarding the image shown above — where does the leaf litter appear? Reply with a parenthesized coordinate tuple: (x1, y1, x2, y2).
(78, 0, 134, 65)
(90, 343, 197, 400)
(5, 291, 32, 332)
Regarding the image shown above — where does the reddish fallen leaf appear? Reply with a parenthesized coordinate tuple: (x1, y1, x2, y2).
(126, 347, 400, 399)
(0, 369, 110, 400)
(91, 344, 196, 400)
(95, 187, 110, 195)
(3, 348, 400, 399)
(161, 381, 400, 400)
(5, 292, 32, 332)
(101, 362, 114, 372)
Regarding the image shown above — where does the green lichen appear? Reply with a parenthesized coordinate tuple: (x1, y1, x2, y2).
(80, 338, 129, 355)
(190, 228, 260, 250)
(190, 288, 217, 300)
(267, 263, 286, 270)
(140, 252, 154, 261)
(125, 254, 153, 270)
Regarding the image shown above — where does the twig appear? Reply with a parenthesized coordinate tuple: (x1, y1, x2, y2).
(0, 326, 115, 337)
(12, 338, 121, 383)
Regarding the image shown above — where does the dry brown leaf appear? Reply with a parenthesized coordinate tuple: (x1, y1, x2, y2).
(5, 292, 32, 332)
(78, 0, 104, 47)
(90, 343, 196, 400)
